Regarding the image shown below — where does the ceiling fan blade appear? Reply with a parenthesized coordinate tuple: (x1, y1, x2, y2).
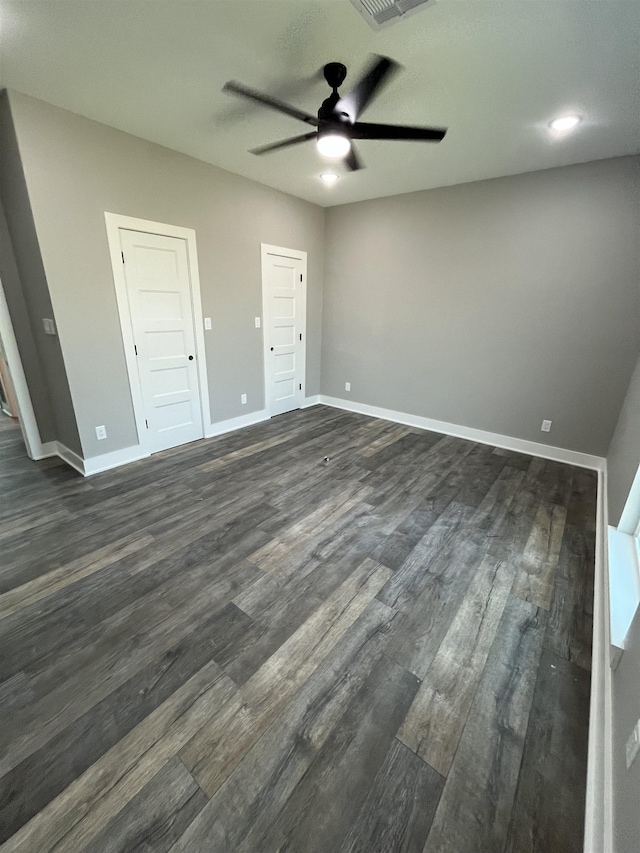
(351, 122, 447, 142)
(344, 145, 364, 172)
(250, 132, 317, 155)
(335, 55, 400, 122)
(222, 81, 318, 127)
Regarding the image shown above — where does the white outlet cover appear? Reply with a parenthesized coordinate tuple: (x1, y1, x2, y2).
(95, 425, 107, 440)
(255, 317, 261, 328)
(541, 419, 552, 432)
(204, 317, 212, 330)
(345, 382, 351, 392)
(241, 394, 247, 405)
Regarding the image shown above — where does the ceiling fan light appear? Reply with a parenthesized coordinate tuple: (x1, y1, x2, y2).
(549, 114, 581, 132)
(320, 172, 339, 185)
(317, 133, 351, 158)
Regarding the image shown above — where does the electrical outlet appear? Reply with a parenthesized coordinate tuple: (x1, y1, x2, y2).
(345, 382, 351, 392)
(255, 317, 261, 328)
(95, 425, 107, 440)
(541, 419, 552, 433)
(626, 720, 640, 769)
(204, 317, 212, 331)
(241, 394, 247, 405)
(42, 318, 57, 335)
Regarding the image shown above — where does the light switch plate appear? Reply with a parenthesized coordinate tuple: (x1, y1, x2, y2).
(42, 318, 57, 335)
(204, 317, 212, 330)
(255, 317, 261, 328)
(541, 419, 552, 432)
(345, 382, 351, 392)
(95, 425, 107, 440)
(241, 394, 247, 405)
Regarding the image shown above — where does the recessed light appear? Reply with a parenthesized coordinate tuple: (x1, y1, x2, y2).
(549, 114, 581, 132)
(320, 173, 339, 186)
(317, 133, 351, 158)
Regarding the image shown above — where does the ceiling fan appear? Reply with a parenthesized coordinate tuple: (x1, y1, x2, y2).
(222, 55, 447, 171)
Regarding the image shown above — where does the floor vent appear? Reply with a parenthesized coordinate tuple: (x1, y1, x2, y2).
(350, 0, 436, 30)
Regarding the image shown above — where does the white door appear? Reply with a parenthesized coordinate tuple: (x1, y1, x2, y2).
(262, 246, 307, 417)
(121, 229, 203, 453)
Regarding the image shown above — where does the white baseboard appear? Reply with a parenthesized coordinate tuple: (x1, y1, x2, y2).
(31, 440, 58, 460)
(55, 412, 271, 478)
(205, 409, 269, 439)
(83, 444, 149, 476)
(301, 395, 321, 408)
(32, 440, 84, 474)
(584, 468, 614, 852)
(318, 395, 605, 472)
(51, 396, 606, 479)
(55, 442, 86, 475)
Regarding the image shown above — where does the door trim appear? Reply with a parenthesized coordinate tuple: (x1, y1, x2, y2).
(0, 272, 51, 459)
(261, 243, 307, 417)
(105, 212, 210, 453)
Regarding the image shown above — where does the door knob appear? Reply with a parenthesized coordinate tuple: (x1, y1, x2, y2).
(188, 355, 194, 361)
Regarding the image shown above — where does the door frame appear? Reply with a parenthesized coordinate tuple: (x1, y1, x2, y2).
(105, 213, 210, 453)
(261, 243, 307, 417)
(0, 273, 51, 459)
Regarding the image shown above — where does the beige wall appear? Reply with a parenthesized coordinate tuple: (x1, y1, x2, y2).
(322, 157, 640, 456)
(0, 93, 81, 452)
(8, 91, 324, 459)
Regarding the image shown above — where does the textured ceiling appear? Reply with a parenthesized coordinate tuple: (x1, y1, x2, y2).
(0, 0, 638, 207)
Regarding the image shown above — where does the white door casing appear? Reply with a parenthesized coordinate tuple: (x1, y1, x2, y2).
(105, 214, 210, 455)
(120, 230, 203, 452)
(0, 274, 49, 459)
(261, 244, 307, 417)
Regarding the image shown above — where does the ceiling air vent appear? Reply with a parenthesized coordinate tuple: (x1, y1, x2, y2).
(350, 0, 436, 30)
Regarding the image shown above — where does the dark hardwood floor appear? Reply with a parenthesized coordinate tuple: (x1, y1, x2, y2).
(0, 406, 595, 852)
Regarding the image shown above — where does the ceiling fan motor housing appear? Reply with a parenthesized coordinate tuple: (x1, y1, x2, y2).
(323, 62, 347, 90)
(318, 96, 347, 124)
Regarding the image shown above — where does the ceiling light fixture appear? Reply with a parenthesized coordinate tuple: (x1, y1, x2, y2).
(549, 114, 581, 132)
(320, 172, 339, 186)
(317, 132, 351, 158)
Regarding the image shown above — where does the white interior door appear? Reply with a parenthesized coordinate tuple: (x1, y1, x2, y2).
(121, 229, 203, 453)
(262, 246, 306, 417)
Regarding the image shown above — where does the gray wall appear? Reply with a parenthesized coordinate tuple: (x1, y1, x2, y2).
(607, 353, 640, 526)
(322, 157, 640, 456)
(5, 89, 640, 463)
(7, 91, 324, 459)
(0, 93, 81, 453)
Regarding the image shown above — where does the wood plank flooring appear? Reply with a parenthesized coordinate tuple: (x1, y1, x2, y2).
(0, 406, 595, 852)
